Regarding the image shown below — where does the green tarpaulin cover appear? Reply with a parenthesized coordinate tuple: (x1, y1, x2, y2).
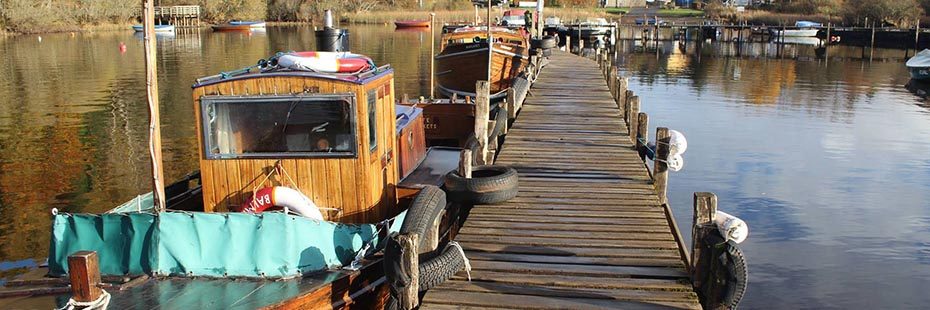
(48, 210, 405, 278)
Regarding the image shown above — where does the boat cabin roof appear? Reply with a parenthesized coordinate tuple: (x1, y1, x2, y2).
(192, 64, 393, 89)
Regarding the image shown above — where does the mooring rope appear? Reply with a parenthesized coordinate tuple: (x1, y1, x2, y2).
(58, 289, 110, 310)
(446, 241, 472, 281)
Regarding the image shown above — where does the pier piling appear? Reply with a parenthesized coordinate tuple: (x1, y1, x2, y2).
(67, 251, 102, 304)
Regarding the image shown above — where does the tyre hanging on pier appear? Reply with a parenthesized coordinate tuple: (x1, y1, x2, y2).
(444, 165, 519, 204)
(384, 186, 466, 307)
(700, 232, 749, 309)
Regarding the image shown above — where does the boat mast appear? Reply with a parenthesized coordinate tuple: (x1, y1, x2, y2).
(487, 0, 492, 84)
(143, 0, 167, 212)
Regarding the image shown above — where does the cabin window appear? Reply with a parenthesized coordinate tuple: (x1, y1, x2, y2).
(368, 90, 378, 152)
(201, 94, 357, 159)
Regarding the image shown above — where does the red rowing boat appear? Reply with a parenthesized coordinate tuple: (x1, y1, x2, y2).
(394, 20, 430, 28)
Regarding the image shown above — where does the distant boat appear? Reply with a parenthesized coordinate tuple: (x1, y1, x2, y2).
(211, 24, 253, 32)
(132, 24, 175, 33)
(394, 20, 430, 28)
(772, 21, 821, 37)
(435, 26, 529, 99)
(907, 49, 930, 80)
(229, 20, 266, 28)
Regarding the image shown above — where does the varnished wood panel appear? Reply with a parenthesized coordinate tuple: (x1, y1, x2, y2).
(192, 73, 398, 223)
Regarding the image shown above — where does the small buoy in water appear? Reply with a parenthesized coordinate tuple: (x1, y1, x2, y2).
(70, 32, 75, 37)
(119, 42, 127, 53)
(37, 36, 42, 42)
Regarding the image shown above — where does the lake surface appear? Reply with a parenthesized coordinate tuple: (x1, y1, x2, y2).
(1, 25, 929, 308)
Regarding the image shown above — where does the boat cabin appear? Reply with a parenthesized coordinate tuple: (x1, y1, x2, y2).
(192, 68, 401, 223)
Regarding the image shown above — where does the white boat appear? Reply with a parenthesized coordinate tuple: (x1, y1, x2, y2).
(907, 49, 930, 80)
(132, 24, 175, 33)
(772, 21, 820, 37)
(229, 20, 266, 28)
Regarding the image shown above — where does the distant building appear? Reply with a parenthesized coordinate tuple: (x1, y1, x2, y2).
(602, 0, 647, 8)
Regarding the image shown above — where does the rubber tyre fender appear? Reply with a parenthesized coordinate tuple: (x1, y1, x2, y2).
(384, 244, 466, 309)
(722, 240, 749, 309)
(444, 165, 518, 205)
(384, 186, 448, 301)
(540, 35, 557, 49)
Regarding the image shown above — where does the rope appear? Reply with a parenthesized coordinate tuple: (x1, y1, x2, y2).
(344, 217, 393, 271)
(446, 241, 471, 281)
(58, 289, 110, 310)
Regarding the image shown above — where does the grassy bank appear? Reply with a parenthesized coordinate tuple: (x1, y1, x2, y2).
(343, 8, 612, 25)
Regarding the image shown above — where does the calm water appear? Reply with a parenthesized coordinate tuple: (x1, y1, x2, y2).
(1, 26, 929, 308)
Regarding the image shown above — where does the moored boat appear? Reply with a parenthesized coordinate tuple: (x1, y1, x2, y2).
(211, 23, 252, 32)
(0, 48, 521, 308)
(907, 49, 930, 80)
(772, 21, 821, 37)
(132, 24, 175, 33)
(229, 20, 266, 28)
(394, 20, 430, 28)
(435, 26, 529, 99)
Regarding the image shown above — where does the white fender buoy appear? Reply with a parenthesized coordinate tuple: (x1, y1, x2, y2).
(668, 153, 684, 172)
(669, 129, 687, 156)
(714, 211, 748, 244)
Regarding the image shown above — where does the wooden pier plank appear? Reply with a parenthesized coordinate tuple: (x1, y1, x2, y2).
(421, 50, 699, 309)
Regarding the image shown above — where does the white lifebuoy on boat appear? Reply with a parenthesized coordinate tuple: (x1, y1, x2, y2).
(276, 51, 373, 73)
(239, 186, 324, 220)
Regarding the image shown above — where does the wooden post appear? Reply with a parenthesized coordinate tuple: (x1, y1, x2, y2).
(143, 0, 167, 212)
(636, 112, 649, 161)
(629, 96, 640, 144)
(653, 127, 670, 205)
(475, 81, 490, 165)
(394, 233, 420, 310)
(826, 22, 831, 45)
(870, 22, 876, 62)
(623, 90, 634, 125)
(917, 20, 922, 50)
(506, 88, 517, 121)
(691, 192, 720, 309)
(616, 77, 628, 110)
(67, 251, 102, 303)
(459, 149, 472, 178)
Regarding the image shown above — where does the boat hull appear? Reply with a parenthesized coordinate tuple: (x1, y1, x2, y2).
(212, 24, 253, 32)
(132, 25, 175, 33)
(395, 20, 430, 28)
(773, 29, 819, 37)
(909, 66, 930, 80)
(435, 42, 529, 99)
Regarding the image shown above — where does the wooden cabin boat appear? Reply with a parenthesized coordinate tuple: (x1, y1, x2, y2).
(435, 26, 529, 100)
(0, 50, 522, 309)
(394, 20, 430, 28)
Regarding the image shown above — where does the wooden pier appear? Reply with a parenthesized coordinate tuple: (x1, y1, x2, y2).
(419, 50, 703, 309)
(154, 5, 201, 28)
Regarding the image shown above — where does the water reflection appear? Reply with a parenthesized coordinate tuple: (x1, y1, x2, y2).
(0, 25, 438, 276)
(622, 39, 930, 308)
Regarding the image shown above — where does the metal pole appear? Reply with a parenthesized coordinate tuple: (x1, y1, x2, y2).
(143, 0, 166, 212)
(430, 13, 436, 99)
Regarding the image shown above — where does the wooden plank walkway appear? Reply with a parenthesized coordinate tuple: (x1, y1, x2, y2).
(420, 51, 701, 309)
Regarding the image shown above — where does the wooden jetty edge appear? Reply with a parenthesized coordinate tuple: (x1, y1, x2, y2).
(420, 50, 703, 309)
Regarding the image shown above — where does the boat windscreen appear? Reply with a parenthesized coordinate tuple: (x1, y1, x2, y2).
(201, 94, 357, 159)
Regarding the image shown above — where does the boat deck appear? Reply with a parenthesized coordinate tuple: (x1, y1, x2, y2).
(420, 51, 701, 309)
